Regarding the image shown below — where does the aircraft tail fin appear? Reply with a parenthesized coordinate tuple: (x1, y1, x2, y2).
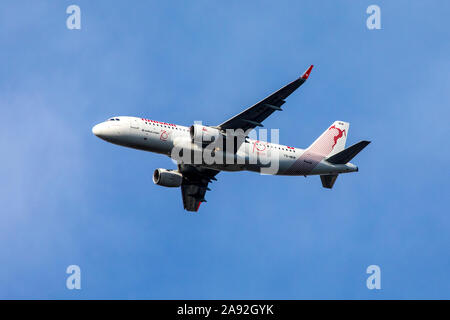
(307, 121, 349, 157)
(326, 140, 371, 164)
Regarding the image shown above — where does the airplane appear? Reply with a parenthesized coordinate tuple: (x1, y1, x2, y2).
(92, 65, 370, 212)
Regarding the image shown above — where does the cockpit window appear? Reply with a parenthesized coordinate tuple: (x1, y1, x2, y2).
(108, 118, 115, 121)
(115, 118, 120, 121)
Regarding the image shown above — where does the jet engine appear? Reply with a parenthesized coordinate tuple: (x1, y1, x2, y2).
(152, 169, 183, 187)
(190, 124, 221, 144)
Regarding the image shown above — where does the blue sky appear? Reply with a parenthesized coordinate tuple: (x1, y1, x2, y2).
(0, 0, 449, 299)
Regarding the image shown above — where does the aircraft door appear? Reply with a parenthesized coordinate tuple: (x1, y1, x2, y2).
(130, 118, 141, 131)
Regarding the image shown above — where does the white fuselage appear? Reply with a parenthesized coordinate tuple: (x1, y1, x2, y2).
(92, 116, 357, 176)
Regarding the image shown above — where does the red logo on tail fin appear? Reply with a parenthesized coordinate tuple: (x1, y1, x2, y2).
(329, 125, 346, 149)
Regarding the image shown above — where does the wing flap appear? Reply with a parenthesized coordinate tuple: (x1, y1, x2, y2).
(178, 164, 219, 212)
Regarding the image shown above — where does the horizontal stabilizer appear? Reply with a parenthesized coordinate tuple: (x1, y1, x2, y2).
(320, 174, 338, 189)
(326, 140, 371, 164)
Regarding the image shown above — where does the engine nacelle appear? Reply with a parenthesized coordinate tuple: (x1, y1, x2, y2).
(152, 169, 183, 188)
(190, 124, 221, 144)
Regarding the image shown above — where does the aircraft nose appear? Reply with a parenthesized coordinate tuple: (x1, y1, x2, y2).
(92, 123, 106, 138)
(92, 124, 100, 136)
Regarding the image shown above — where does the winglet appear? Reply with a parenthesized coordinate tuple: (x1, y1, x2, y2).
(301, 65, 314, 80)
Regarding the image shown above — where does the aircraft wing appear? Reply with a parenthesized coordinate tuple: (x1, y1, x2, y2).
(218, 65, 313, 132)
(178, 164, 219, 212)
